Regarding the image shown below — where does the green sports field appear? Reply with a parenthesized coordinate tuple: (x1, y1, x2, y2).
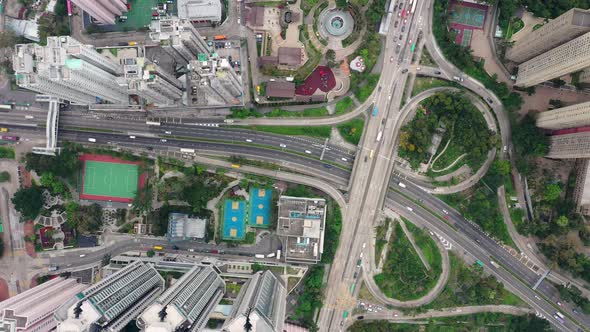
(82, 161, 139, 199)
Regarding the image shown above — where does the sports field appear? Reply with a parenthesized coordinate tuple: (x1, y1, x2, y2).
(450, 5, 486, 28)
(249, 188, 272, 228)
(222, 199, 246, 240)
(79, 154, 142, 203)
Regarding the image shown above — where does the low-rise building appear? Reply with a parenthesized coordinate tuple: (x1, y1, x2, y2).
(266, 81, 295, 99)
(167, 212, 208, 241)
(276, 196, 326, 263)
(277, 47, 302, 68)
(177, 0, 222, 24)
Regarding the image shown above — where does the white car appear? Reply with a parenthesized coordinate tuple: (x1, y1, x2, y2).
(165, 131, 172, 134)
(129, 135, 136, 139)
(161, 139, 167, 143)
(407, 206, 413, 212)
(79, 254, 86, 258)
(246, 139, 253, 142)
(341, 157, 348, 162)
(280, 143, 287, 148)
(305, 150, 312, 154)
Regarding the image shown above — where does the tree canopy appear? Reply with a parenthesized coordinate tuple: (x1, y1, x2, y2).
(12, 186, 44, 220)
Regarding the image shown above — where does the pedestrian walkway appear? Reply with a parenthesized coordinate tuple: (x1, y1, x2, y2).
(399, 219, 431, 271)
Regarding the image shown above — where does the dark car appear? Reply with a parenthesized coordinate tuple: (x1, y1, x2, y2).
(323, 164, 333, 169)
(172, 245, 179, 250)
(401, 69, 408, 73)
(486, 98, 494, 104)
(357, 316, 365, 320)
(394, 21, 399, 28)
(399, 35, 403, 40)
(434, 71, 441, 75)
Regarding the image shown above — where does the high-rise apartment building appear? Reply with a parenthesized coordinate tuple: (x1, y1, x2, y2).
(55, 261, 164, 332)
(547, 131, 590, 159)
(506, 8, 590, 63)
(536, 101, 590, 130)
(13, 36, 126, 104)
(71, 0, 128, 25)
(136, 265, 225, 331)
(579, 67, 590, 84)
(515, 32, 590, 87)
(223, 271, 286, 332)
(188, 56, 242, 106)
(149, 18, 210, 66)
(0, 277, 87, 332)
(118, 57, 184, 106)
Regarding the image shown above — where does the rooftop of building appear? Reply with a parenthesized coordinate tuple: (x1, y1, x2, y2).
(572, 8, 590, 27)
(246, 6, 265, 26)
(277, 47, 302, 66)
(177, 0, 222, 21)
(168, 212, 207, 240)
(276, 196, 326, 262)
(266, 81, 295, 98)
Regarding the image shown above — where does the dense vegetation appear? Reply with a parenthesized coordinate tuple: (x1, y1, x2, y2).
(440, 159, 514, 245)
(520, 0, 590, 18)
(423, 253, 523, 309)
(349, 313, 551, 331)
(321, 205, 342, 263)
(557, 284, 590, 314)
(511, 114, 550, 175)
(0, 147, 15, 159)
(12, 186, 44, 220)
(65, 202, 103, 234)
(398, 92, 495, 170)
(337, 118, 365, 145)
(291, 265, 325, 330)
(374, 222, 441, 300)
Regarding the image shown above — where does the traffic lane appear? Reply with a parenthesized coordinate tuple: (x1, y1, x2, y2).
(390, 175, 541, 286)
(384, 196, 581, 332)
(59, 116, 356, 166)
(58, 131, 352, 181)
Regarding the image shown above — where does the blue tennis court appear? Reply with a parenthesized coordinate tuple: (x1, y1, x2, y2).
(222, 199, 246, 240)
(249, 187, 272, 228)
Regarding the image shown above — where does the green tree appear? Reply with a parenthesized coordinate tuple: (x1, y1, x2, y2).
(0, 30, 17, 49)
(492, 159, 511, 176)
(132, 187, 154, 215)
(12, 186, 44, 220)
(0, 171, 10, 183)
(0, 237, 4, 257)
(556, 215, 569, 228)
(544, 183, 562, 201)
(146, 250, 155, 257)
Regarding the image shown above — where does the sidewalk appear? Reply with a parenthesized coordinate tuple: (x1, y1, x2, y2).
(399, 218, 431, 271)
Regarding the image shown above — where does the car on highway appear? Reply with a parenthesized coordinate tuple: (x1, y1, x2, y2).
(160, 139, 167, 142)
(165, 131, 172, 134)
(398, 3, 403, 9)
(401, 26, 405, 32)
(79, 254, 86, 258)
(406, 206, 413, 212)
(398, 11, 401, 16)
(357, 316, 364, 320)
(188, 248, 195, 252)
(403, 18, 407, 24)
(434, 71, 441, 74)
(443, 215, 450, 220)
(305, 150, 312, 154)
(390, 56, 394, 62)
(341, 157, 348, 162)
(442, 209, 449, 214)
(323, 164, 333, 169)
(353, 272, 358, 278)
(280, 143, 286, 148)
(129, 135, 136, 139)
(401, 69, 408, 73)
(486, 97, 494, 104)
(399, 35, 403, 40)
(394, 21, 399, 28)
(557, 301, 563, 306)
(408, 38, 412, 45)
(246, 139, 252, 142)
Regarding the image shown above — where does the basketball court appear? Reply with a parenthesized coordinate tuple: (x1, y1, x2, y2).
(249, 188, 272, 228)
(449, 1, 488, 47)
(222, 199, 246, 240)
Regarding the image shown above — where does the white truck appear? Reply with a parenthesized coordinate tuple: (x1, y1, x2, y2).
(254, 254, 265, 259)
(453, 76, 464, 82)
(88, 138, 96, 143)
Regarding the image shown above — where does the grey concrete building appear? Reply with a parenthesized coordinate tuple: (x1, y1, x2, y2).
(515, 32, 590, 87)
(276, 196, 326, 263)
(188, 56, 242, 106)
(136, 265, 225, 332)
(71, 0, 127, 25)
(177, 0, 222, 24)
(547, 131, 590, 159)
(118, 57, 183, 106)
(167, 212, 208, 241)
(55, 261, 165, 332)
(13, 36, 126, 105)
(536, 100, 590, 130)
(506, 8, 590, 63)
(149, 18, 211, 66)
(222, 271, 286, 332)
(0, 278, 86, 332)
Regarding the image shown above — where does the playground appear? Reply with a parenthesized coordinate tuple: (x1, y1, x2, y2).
(79, 154, 145, 203)
(248, 188, 272, 228)
(222, 199, 247, 240)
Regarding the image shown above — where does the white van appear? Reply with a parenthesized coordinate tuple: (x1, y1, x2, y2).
(88, 138, 96, 142)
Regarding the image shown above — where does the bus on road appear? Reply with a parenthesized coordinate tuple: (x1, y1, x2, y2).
(410, 43, 416, 52)
(475, 260, 484, 267)
(372, 106, 378, 116)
